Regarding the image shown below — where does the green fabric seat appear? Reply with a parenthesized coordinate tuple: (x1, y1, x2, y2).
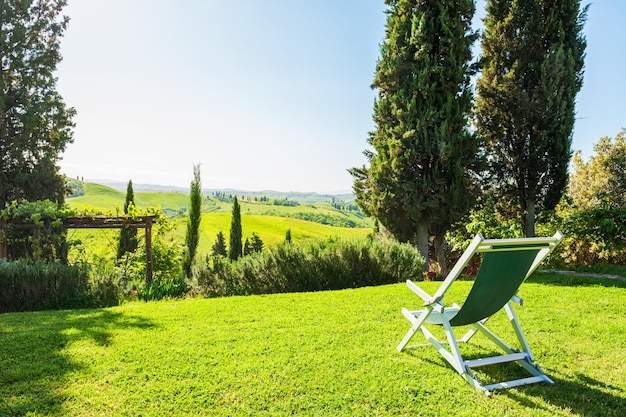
(396, 233, 563, 394)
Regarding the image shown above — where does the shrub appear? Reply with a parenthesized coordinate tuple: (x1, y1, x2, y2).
(195, 237, 424, 297)
(137, 275, 188, 301)
(0, 260, 118, 312)
(560, 207, 626, 266)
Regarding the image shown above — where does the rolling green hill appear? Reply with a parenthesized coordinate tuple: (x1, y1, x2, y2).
(65, 182, 373, 260)
(67, 182, 190, 215)
(66, 182, 371, 228)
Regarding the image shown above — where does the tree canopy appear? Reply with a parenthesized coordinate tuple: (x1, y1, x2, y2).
(228, 196, 242, 261)
(117, 180, 138, 259)
(350, 0, 477, 271)
(569, 130, 626, 210)
(475, 0, 588, 237)
(183, 164, 202, 277)
(0, 0, 75, 208)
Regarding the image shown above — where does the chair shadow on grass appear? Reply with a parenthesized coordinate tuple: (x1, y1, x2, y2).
(0, 308, 156, 417)
(505, 371, 626, 417)
(404, 347, 625, 416)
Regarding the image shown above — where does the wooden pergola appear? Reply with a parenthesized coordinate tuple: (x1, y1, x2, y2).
(0, 215, 156, 284)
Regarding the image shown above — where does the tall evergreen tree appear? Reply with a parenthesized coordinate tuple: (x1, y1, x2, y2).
(211, 231, 227, 257)
(350, 0, 477, 271)
(243, 237, 252, 256)
(228, 196, 242, 261)
(117, 180, 138, 259)
(183, 164, 202, 277)
(0, 0, 75, 208)
(250, 233, 263, 253)
(475, 0, 588, 237)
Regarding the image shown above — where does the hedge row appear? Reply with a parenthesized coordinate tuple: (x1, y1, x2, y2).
(0, 260, 118, 313)
(196, 237, 425, 297)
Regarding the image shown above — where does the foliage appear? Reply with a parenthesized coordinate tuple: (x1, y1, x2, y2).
(561, 207, 626, 266)
(110, 212, 183, 289)
(228, 196, 242, 260)
(117, 180, 138, 259)
(211, 231, 227, 257)
(475, 0, 588, 237)
(65, 178, 85, 197)
(137, 275, 188, 301)
(0, 259, 118, 312)
(243, 232, 264, 256)
(1, 199, 78, 262)
(447, 193, 524, 251)
(569, 130, 626, 210)
(1, 199, 185, 302)
(350, 0, 478, 270)
(196, 236, 424, 297)
(0, 0, 75, 209)
(260, 210, 360, 228)
(183, 165, 202, 277)
(1, 277, 625, 416)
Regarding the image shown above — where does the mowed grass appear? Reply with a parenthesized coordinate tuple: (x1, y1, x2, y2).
(1, 273, 624, 416)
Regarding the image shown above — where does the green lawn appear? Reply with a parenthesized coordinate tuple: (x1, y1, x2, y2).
(1, 273, 624, 416)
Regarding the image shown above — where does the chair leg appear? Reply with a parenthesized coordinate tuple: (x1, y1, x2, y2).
(504, 302, 534, 362)
(397, 307, 433, 352)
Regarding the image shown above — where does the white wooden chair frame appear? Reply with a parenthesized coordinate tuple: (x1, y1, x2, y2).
(397, 232, 563, 394)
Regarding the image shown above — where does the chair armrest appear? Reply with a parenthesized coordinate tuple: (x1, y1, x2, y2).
(406, 280, 435, 304)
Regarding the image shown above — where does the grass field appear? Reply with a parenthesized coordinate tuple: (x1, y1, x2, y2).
(66, 183, 189, 213)
(1, 273, 624, 416)
(66, 182, 370, 226)
(66, 212, 372, 263)
(65, 182, 372, 261)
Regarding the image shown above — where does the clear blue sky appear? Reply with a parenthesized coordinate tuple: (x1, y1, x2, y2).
(56, 1, 625, 193)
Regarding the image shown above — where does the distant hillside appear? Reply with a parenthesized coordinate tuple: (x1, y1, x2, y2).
(65, 180, 372, 229)
(89, 179, 356, 204)
(63, 180, 372, 261)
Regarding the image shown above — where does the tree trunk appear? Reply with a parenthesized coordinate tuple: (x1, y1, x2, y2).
(435, 233, 449, 278)
(524, 199, 536, 237)
(416, 221, 429, 273)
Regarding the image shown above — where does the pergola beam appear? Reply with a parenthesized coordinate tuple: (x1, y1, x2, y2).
(0, 216, 156, 283)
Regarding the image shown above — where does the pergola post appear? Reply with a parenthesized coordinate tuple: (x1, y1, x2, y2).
(145, 216, 153, 285)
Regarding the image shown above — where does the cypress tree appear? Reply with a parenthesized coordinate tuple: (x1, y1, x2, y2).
(243, 238, 252, 256)
(211, 231, 227, 257)
(350, 0, 477, 271)
(183, 165, 202, 277)
(475, 0, 588, 237)
(228, 196, 242, 261)
(117, 180, 138, 259)
(251, 233, 263, 253)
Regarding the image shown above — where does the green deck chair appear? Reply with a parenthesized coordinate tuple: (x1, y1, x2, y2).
(397, 232, 563, 394)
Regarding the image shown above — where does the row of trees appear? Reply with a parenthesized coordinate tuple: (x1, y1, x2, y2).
(183, 169, 269, 273)
(352, 0, 588, 272)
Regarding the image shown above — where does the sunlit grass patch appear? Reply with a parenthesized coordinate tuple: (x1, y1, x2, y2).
(0, 274, 624, 416)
